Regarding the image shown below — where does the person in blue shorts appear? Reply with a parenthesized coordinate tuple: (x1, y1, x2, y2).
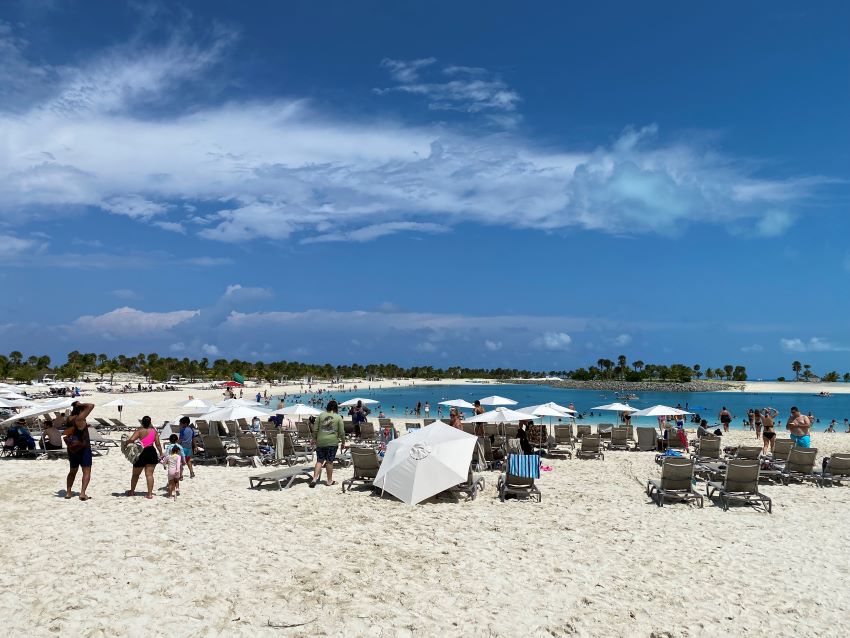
(65, 401, 95, 501)
(310, 400, 346, 488)
(786, 406, 812, 448)
(178, 416, 196, 479)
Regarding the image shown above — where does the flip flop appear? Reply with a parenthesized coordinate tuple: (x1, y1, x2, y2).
(79, 495, 91, 501)
(309, 480, 317, 488)
(125, 490, 135, 496)
(64, 494, 73, 500)
(327, 481, 337, 486)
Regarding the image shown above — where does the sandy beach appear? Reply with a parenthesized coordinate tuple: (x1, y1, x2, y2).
(1, 383, 849, 637)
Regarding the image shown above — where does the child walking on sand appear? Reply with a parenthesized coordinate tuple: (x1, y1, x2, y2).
(163, 443, 183, 499)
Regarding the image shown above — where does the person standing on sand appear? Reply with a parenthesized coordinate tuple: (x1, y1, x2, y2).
(761, 407, 778, 454)
(126, 416, 164, 499)
(424, 402, 430, 419)
(754, 409, 763, 439)
(786, 406, 812, 448)
(449, 408, 463, 430)
(178, 416, 196, 479)
(65, 401, 94, 501)
(719, 407, 732, 432)
(473, 400, 485, 417)
(747, 409, 755, 431)
(310, 400, 346, 488)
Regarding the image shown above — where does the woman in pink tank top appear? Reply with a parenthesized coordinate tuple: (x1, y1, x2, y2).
(125, 416, 164, 499)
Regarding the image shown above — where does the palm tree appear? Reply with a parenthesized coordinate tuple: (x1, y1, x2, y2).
(632, 360, 644, 373)
(792, 361, 802, 380)
(803, 364, 812, 381)
(844, 373, 850, 383)
(723, 364, 733, 380)
(9, 351, 22, 367)
(706, 368, 715, 380)
(693, 364, 701, 379)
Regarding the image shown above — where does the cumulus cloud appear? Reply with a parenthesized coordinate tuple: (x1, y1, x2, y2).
(73, 307, 199, 337)
(741, 344, 764, 353)
(484, 339, 503, 351)
(0, 23, 825, 246)
(201, 343, 220, 356)
(755, 210, 794, 237)
(531, 332, 572, 351)
(612, 333, 632, 346)
(780, 337, 850, 353)
(0, 235, 48, 261)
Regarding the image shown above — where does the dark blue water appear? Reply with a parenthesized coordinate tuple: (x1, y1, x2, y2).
(282, 383, 850, 432)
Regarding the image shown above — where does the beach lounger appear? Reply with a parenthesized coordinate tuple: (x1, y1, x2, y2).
(635, 427, 658, 452)
(576, 434, 604, 460)
(94, 417, 114, 431)
(249, 466, 313, 490)
(237, 433, 272, 465)
(358, 422, 378, 444)
(195, 420, 210, 437)
(483, 423, 498, 438)
(342, 447, 382, 493)
(770, 438, 793, 465)
(664, 431, 685, 451)
(692, 436, 721, 463)
(461, 423, 475, 435)
(780, 447, 821, 486)
(553, 424, 575, 450)
(706, 459, 772, 513)
(109, 418, 133, 431)
(734, 445, 763, 461)
(474, 436, 496, 470)
(577, 425, 591, 439)
(608, 426, 631, 451)
(817, 453, 850, 486)
(597, 423, 614, 439)
(646, 457, 703, 507)
(447, 468, 486, 501)
(223, 420, 239, 438)
(378, 418, 393, 428)
(87, 427, 116, 452)
(275, 432, 312, 466)
(199, 435, 227, 464)
(423, 418, 436, 426)
(503, 424, 518, 438)
(498, 454, 541, 502)
(295, 421, 313, 441)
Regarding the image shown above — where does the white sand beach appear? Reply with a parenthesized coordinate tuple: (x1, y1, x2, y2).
(730, 381, 850, 395)
(3, 385, 850, 637)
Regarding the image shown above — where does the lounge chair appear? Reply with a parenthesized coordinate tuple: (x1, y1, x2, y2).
(294, 421, 313, 441)
(378, 418, 393, 428)
(109, 418, 133, 431)
(818, 453, 850, 486)
(577, 425, 591, 439)
(733, 445, 762, 460)
(447, 468, 486, 501)
(195, 420, 210, 437)
(94, 417, 114, 431)
(503, 424, 518, 438)
(483, 423, 498, 439)
(423, 418, 436, 426)
(576, 434, 604, 460)
(461, 423, 475, 435)
(342, 447, 382, 493)
(635, 427, 658, 452)
(646, 457, 703, 507)
(780, 447, 821, 486)
(692, 436, 721, 463)
(770, 438, 793, 465)
(553, 424, 575, 450)
(223, 420, 239, 439)
(405, 422, 421, 432)
(249, 466, 313, 490)
(359, 422, 378, 444)
(706, 459, 772, 512)
(237, 433, 272, 464)
(498, 454, 541, 502)
(87, 427, 116, 452)
(608, 426, 631, 451)
(665, 431, 685, 451)
(275, 432, 312, 466)
(597, 423, 614, 439)
(199, 435, 227, 464)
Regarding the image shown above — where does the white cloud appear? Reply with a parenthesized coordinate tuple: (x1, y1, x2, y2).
(755, 210, 794, 237)
(224, 284, 273, 301)
(73, 306, 199, 337)
(484, 339, 502, 351)
(612, 333, 632, 346)
(532, 332, 572, 351)
(0, 25, 825, 247)
(201, 343, 220, 356)
(741, 344, 764, 353)
(780, 337, 850, 353)
(0, 235, 47, 261)
(415, 341, 437, 353)
(169, 342, 185, 352)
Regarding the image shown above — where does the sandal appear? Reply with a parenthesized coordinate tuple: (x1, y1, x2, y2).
(327, 481, 337, 486)
(79, 495, 91, 501)
(125, 490, 135, 497)
(309, 480, 317, 488)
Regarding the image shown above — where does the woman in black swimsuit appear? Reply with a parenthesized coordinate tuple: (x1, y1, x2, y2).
(761, 407, 778, 455)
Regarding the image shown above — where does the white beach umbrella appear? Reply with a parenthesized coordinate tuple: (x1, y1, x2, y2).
(0, 398, 76, 425)
(539, 401, 577, 415)
(438, 399, 476, 409)
(478, 395, 517, 406)
(517, 404, 570, 418)
(203, 405, 272, 421)
(630, 405, 692, 417)
(463, 407, 534, 424)
(101, 397, 143, 408)
(176, 398, 212, 410)
(373, 422, 477, 505)
(338, 397, 380, 407)
(214, 398, 261, 408)
(592, 402, 638, 412)
(0, 391, 32, 400)
(0, 397, 36, 408)
(275, 404, 322, 417)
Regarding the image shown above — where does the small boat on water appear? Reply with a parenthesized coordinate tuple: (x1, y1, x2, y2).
(616, 392, 639, 401)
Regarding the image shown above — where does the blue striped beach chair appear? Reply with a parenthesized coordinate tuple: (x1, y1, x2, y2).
(498, 454, 541, 502)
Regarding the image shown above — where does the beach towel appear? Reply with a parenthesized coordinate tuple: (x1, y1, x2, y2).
(508, 454, 540, 479)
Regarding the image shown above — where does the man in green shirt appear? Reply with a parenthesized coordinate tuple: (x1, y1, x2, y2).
(310, 399, 346, 487)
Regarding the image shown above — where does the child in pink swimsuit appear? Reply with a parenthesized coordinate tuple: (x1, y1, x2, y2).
(163, 444, 183, 498)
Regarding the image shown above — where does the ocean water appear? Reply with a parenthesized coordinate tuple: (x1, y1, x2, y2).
(282, 382, 850, 431)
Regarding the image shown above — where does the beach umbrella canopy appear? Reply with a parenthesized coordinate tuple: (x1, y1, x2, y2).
(202, 405, 272, 421)
(0, 398, 36, 408)
(0, 391, 31, 400)
(438, 399, 476, 409)
(0, 398, 76, 425)
(463, 407, 534, 423)
(176, 398, 212, 410)
(630, 404, 692, 417)
(275, 404, 322, 417)
(215, 398, 260, 408)
(221, 380, 243, 387)
(478, 395, 517, 406)
(373, 422, 477, 505)
(338, 398, 380, 407)
(517, 404, 572, 418)
(592, 402, 638, 412)
(101, 397, 142, 408)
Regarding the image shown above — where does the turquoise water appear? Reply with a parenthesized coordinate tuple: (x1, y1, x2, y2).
(282, 383, 850, 431)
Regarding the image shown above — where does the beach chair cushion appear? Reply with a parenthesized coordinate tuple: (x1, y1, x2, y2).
(508, 454, 540, 479)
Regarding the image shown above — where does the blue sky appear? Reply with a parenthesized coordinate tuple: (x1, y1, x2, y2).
(1, 1, 848, 375)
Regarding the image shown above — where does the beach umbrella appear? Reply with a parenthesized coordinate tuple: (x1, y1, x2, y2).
(478, 395, 517, 406)
(0, 391, 31, 400)
(373, 421, 477, 505)
(338, 397, 380, 407)
(438, 399, 476, 409)
(630, 405, 692, 417)
(0, 398, 76, 425)
(0, 397, 36, 408)
(221, 380, 243, 387)
(215, 398, 260, 408)
(101, 397, 142, 408)
(176, 398, 212, 410)
(463, 407, 534, 424)
(202, 405, 272, 421)
(275, 404, 322, 417)
(592, 402, 638, 412)
(517, 404, 569, 418)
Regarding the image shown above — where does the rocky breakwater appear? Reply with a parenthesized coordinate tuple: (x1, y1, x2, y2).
(514, 379, 737, 393)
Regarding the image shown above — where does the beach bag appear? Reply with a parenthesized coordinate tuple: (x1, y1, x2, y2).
(63, 426, 86, 454)
(120, 433, 143, 464)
